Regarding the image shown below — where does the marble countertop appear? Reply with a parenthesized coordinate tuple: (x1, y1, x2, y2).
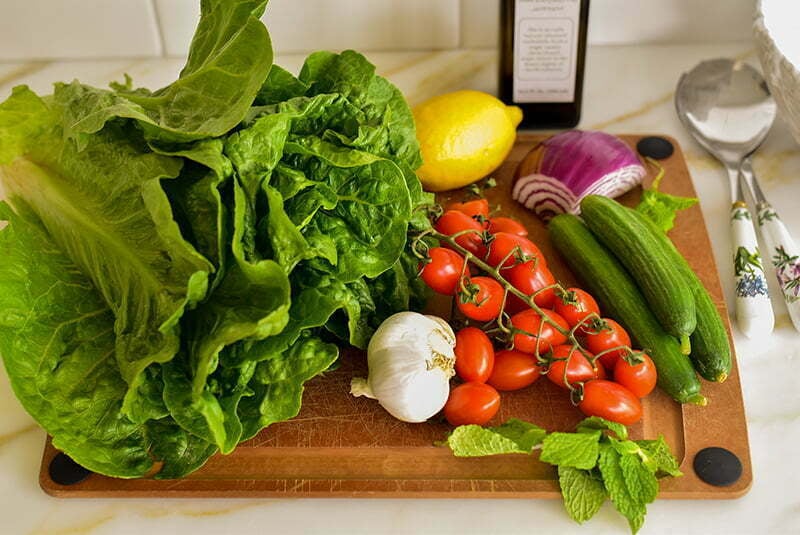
(1, 42, 799, 535)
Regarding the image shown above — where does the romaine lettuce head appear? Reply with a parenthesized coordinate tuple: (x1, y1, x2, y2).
(0, 1, 429, 478)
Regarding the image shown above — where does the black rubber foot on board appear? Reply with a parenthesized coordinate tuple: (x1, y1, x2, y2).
(49, 452, 91, 486)
(637, 136, 674, 160)
(693, 447, 742, 487)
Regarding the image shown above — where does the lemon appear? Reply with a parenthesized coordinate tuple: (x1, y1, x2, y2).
(413, 90, 523, 192)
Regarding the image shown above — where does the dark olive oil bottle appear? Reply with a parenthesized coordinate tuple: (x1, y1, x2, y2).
(499, 0, 590, 128)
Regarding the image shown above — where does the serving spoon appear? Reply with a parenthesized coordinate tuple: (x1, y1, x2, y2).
(675, 58, 788, 338)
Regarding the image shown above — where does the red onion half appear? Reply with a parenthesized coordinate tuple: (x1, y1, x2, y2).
(512, 130, 646, 220)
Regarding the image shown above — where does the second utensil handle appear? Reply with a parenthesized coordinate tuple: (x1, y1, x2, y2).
(731, 202, 774, 338)
(757, 202, 800, 331)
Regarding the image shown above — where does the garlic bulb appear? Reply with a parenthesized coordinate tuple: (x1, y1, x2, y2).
(350, 312, 455, 423)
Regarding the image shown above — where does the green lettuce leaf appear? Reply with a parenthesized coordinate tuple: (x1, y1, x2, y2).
(0, 202, 217, 478)
(0, 85, 53, 165)
(1, 96, 212, 421)
(161, 356, 257, 454)
(145, 419, 218, 480)
(227, 97, 415, 283)
(184, 179, 290, 393)
(293, 143, 411, 282)
(58, 0, 273, 146)
(238, 334, 338, 441)
(254, 65, 310, 105)
(299, 50, 422, 170)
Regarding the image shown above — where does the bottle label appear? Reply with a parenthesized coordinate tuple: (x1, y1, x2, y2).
(513, 0, 580, 103)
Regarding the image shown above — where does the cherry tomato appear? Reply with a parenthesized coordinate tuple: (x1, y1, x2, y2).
(510, 309, 569, 354)
(454, 327, 495, 383)
(553, 288, 600, 333)
(447, 198, 490, 221)
(488, 216, 528, 237)
(585, 318, 632, 371)
(578, 380, 643, 426)
(595, 362, 608, 380)
(613, 353, 657, 398)
(485, 232, 545, 269)
(443, 382, 501, 426)
(487, 349, 541, 391)
(546, 344, 603, 389)
(435, 210, 486, 257)
(419, 247, 465, 295)
(505, 260, 557, 311)
(457, 276, 504, 322)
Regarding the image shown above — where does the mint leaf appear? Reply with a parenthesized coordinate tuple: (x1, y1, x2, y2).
(611, 438, 641, 456)
(620, 452, 659, 504)
(492, 418, 548, 451)
(445, 425, 522, 457)
(636, 436, 683, 477)
(558, 466, 607, 524)
(576, 416, 628, 440)
(598, 444, 647, 534)
(540, 431, 601, 469)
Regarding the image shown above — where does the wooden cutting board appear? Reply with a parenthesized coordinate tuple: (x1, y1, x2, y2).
(40, 134, 752, 499)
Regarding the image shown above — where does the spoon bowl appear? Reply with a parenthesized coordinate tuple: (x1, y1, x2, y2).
(676, 58, 777, 168)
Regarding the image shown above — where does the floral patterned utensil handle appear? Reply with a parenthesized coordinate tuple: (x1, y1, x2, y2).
(757, 203, 800, 332)
(731, 202, 775, 338)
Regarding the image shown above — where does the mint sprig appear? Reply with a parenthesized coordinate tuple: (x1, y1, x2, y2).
(442, 417, 682, 533)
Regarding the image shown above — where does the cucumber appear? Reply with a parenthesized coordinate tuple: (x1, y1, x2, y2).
(580, 195, 696, 353)
(626, 207, 732, 382)
(549, 214, 705, 405)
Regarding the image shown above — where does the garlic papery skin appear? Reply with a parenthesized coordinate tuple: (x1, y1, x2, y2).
(350, 312, 455, 423)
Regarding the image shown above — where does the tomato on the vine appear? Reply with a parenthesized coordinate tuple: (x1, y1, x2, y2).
(488, 217, 528, 237)
(485, 232, 544, 269)
(457, 276, 504, 322)
(419, 247, 465, 295)
(545, 344, 602, 389)
(510, 309, 569, 354)
(454, 327, 495, 383)
(447, 198, 490, 221)
(553, 288, 600, 333)
(584, 318, 632, 371)
(487, 349, 541, 391)
(443, 382, 500, 426)
(613, 353, 657, 398)
(578, 380, 643, 425)
(435, 210, 486, 257)
(594, 362, 608, 380)
(504, 260, 557, 311)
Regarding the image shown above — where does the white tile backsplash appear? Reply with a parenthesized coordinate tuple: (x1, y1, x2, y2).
(0, 0, 161, 60)
(0, 0, 758, 61)
(155, 0, 460, 57)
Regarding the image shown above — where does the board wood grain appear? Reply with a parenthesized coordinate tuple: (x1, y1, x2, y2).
(40, 134, 752, 499)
